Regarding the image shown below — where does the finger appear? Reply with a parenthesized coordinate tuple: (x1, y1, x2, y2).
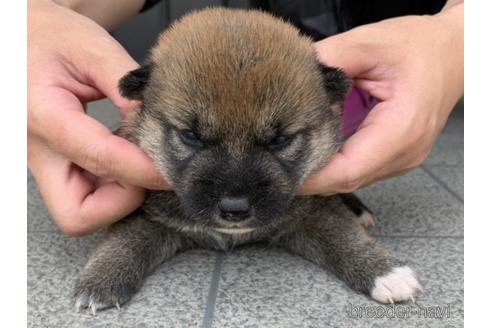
(79, 38, 141, 115)
(36, 88, 169, 190)
(29, 141, 145, 236)
(313, 32, 378, 77)
(65, 170, 145, 235)
(298, 101, 406, 195)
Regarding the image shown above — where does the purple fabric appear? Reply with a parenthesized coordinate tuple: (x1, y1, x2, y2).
(341, 87, 379, 139)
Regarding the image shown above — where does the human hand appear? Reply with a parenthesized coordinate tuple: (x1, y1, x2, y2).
(299, 4, 463, 195)
(28, 0, 169, 236)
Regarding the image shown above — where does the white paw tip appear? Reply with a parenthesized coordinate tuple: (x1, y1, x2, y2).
(370, 266, 422, 304)
(358, 210, 375, 230)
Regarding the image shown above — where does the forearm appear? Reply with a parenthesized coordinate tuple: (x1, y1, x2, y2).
(29, 0, 145, 30)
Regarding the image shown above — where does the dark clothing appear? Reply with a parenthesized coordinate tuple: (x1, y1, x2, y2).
(141, 0, 447, 40)
(250, 0, 447, 40)
(140, 0, 162, 13)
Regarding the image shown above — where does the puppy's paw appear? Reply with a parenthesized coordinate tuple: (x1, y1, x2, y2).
(370, 266, 423, 304)
(356, 210, 375, 230)
(73, 274, 137, 315)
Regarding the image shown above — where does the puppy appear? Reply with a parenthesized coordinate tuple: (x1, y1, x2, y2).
(74, 8, 421, 314)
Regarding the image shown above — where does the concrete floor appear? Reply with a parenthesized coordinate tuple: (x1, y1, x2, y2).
(27, 99, 463, 327)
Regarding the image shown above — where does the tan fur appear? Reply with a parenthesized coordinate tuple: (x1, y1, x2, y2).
(147, 9, 331, 147)
(118, 8, 343, 184)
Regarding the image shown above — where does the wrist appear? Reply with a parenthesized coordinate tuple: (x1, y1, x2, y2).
(436, 2, 463, 31)
(32, 0, 145, 31)
(441, 0, 463, 11)
(434, 3, 464, 96)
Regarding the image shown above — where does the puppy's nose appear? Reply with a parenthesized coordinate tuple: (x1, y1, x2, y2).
(218, 196, 251, 220)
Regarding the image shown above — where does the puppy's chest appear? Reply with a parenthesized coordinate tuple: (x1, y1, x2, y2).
(147, 216, 271, 251)
(184, 228, 268, 251)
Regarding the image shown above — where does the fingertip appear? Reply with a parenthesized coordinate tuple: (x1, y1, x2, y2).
(113, 98, 141, 117)
(297, 152, 360, 195)
(143, 174, 172, 190)
(85, 46, 140, 114)
(117, 142, 171, 190)
(297, 162, 340, 196)
(297, 176, 328, 195)
(313, 32, 375, 78)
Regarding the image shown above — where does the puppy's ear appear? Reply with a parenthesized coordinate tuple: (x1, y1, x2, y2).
(118, 64, 153, 100)
(319, 65, 352, 113)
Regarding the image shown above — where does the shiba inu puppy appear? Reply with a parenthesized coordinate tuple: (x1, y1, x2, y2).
(74, 8, 421, 314)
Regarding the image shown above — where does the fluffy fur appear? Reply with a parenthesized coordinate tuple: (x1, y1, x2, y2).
(74, 8, 421, 314)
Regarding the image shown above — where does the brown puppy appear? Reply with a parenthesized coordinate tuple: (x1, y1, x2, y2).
(74, 8, 421, 314)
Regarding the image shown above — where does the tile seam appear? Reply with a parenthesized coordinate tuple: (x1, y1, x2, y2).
(420, 165, 464, 204)
(201, 251, 225, 328)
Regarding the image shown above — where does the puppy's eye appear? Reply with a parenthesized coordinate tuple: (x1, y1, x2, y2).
(269, 135, 293, 149)
(179, 129, 203, 147)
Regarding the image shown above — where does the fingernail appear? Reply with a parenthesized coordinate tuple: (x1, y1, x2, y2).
(149, 176, 171, 190)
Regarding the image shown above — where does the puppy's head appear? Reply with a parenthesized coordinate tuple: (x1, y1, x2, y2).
(119, 9, 350, 230)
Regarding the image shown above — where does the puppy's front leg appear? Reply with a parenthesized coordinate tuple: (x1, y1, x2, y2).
(277, 199, 422, 303)
(73, 211, 188, 314)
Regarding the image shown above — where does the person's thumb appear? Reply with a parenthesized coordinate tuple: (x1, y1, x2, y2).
(314, 30, 377, 78)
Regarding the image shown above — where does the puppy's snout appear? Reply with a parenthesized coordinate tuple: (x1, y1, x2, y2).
(218, 196, 251, 221)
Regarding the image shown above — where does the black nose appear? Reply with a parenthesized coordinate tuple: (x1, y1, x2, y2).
(218, 196, 251, 220)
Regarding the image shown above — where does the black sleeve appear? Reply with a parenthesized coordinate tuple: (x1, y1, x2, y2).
(249, 0, 447, 41)
(140, 0, 162, 13)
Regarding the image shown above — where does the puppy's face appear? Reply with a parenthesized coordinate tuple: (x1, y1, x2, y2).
(119, 9, 350, 230)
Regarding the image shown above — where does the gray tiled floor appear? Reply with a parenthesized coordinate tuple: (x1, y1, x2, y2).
(28, 99, 464, 327)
